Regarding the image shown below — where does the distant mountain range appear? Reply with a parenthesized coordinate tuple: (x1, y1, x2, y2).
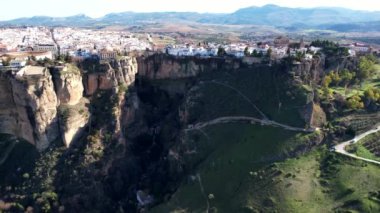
(1, 4, 380, 31)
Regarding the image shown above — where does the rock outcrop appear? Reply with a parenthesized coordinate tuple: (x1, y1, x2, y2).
(85, 56, 138, 96)
(292, 56, 325, 83)
(52, 64, 84, 105)
(0, 67, 60, 150)
(58, 99, 90, 147)
(301, 102, 327, 128)
(137, 54, 241, 79)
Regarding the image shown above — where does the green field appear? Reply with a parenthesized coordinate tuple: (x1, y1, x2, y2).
(152, 123, 320, 213)
(329, 63, 380, 98)
(151, 66, 380, 213)
(188, 67, 310, 127)
(152, 141, 380, 213)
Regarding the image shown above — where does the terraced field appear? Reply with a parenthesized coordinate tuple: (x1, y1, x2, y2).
(346, 131, 380, 162)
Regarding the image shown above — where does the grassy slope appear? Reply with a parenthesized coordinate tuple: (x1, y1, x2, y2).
(330, 63, 380, 98)
(151, 67, 380, 213)
(153, 144, 380, 213)
(190, 68, 309, 127)
(152, 68, 315, 212)
(253, 149, 380, 213)
(152, 124, 315, 213)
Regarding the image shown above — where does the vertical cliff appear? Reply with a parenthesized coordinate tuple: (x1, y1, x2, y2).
(137, 54, 241, 79)
(50, 64, 89, 147)
(85, 56, 138, 96)
(52, 64, 84, 106)
(0, 67, 60, 150)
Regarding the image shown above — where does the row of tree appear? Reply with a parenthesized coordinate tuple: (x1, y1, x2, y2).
(320, 54, 379, 111)
(322, 55, 378, 91)
(311, 40, 349, 57)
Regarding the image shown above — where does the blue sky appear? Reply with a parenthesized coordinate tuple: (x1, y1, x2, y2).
(1, 0, 379, 21)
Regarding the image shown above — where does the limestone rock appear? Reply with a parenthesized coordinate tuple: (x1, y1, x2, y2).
(59, 99, 90, 147)
(52, 64, 84, 105)
(0, 67, 60, 150)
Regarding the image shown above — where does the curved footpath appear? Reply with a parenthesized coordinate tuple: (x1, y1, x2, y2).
(334, 126, 380, 165)
(185, 116, 315, 133)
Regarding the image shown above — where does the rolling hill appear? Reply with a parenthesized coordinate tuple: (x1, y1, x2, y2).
(1, 4, 380, 30)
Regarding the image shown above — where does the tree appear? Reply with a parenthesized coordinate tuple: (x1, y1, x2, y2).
(328, 71, 341, 86)
(64, 53, 72, 63)
(364, 87, 380, 103)
(346, 94, 364, 110)
(322, 86, 332, 99)
(340, 69, 355, 92)
(244, 47, 250, 56)
(251, 49, 258, 57)
(217, 47, 226, 57)
(295, 51, 303, 61)
(357, 56, 375, 82)
(322, 75, 332, 88)
(366, 54, 378, 64)
(266, 48, 272, 58)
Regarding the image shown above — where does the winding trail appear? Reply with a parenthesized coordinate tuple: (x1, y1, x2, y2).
(207, 81, 268, 120)
(196, 173, 210, 213)
(334, 126, 380, 165)
(185, 116, 314, 133)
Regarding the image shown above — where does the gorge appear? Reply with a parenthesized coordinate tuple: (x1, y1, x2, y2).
(1, 53, 378, 212)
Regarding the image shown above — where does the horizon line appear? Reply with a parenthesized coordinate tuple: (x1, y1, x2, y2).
(1, 4, 380, 22)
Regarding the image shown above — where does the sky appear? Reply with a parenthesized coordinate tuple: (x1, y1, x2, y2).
(1, 0, 380, 21)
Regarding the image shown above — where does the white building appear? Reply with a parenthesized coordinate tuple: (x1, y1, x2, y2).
(305, 54, 313, 60)
(273, 47, 287, 58)
(99, 50, 117, 60)
(10, 60, 26, 68)
(353, 43, 371, 53)
(33, 44, 58, 55)
(309, 46, 322, 54)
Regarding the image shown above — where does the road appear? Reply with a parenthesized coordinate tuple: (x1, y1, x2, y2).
(334, 126, 380, 165)
(185, 116, 315, 133)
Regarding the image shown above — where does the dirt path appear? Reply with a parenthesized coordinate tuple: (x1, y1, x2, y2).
(334, 126, 380, 165)
(185, 116, 314, 133)
(207, 81, 268, 120)
(197, 173, 210, 213)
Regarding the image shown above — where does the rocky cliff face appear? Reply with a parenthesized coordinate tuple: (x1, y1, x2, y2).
(0, 69, 59, 150)
(301, 102, 327, 128)
(137, 54, 242, 79)
(85, 56, 138, 96)
(58, 99, 89, 147)
(52, 64, 84, 106)
(292, 56, 325, 83)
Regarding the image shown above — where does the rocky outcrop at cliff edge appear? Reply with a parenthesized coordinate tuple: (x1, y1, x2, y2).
(292, 56, 325, 83)
(52, 64, 84, 105)
(0, 68, 60, 150)
(85, 56, 138, 96)
(301, 102, 327, 128)
(0, 56, 138, 150)
(59, 99, 90, 147)
(137, 54, 242, 79)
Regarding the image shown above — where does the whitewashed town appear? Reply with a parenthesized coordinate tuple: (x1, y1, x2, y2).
(0, 27, 375, 71)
